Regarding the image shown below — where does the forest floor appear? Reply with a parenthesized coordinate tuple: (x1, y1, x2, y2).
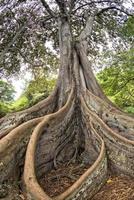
(40, 162, 134, 200)
(40, 162, 90, 197)
(1, 167, 134, 199)
(92, 175, 134, 200)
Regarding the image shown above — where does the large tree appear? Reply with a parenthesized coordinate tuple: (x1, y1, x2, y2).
(0, 0, 134, 199)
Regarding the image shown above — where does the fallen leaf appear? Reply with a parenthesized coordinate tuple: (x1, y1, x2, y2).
(107, 179, 113, 184)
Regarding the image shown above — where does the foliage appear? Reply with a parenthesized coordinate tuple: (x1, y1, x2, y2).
(124, 106, 134, 114)
(8, 77, 56, 113)
(0, 74, 56, 117)
(24, 76, 56, 106)
(97, 48, 134, 112)
(25, 77, 56, 99)
(0, 0, 133, 78)
(0, 80, 15, 117)
(120, 16, 134, 42)
(0, 80, 15, 102)
(0, 102, 10, 118)
(9, 95, 30, 112)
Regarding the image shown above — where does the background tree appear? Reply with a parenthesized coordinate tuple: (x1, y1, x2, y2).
(0, 80, 15, 102)
(0, 1, 134, 200)
(0, 80, 15, 117)
(97, 48, 134, 112)
(9, 76, 56, 112)
(97, 15, 134, 113)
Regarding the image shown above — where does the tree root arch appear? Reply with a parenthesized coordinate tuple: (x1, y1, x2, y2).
(0, 83, 134, 200)
(23, 88, 107, 200)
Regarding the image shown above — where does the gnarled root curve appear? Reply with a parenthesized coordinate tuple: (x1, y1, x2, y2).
(0, 87, 134, 200)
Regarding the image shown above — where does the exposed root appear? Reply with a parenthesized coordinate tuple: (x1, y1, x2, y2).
(0, 86, 134, 200)
(20, 87, 106, 199)
(81, 95, 134, 177)
(54, 132, 75, 169)
(0, 117, 44, 187)
(84, 90, 134, 141)
(67, 145, 78, 166)
(0, 86, 59, 138)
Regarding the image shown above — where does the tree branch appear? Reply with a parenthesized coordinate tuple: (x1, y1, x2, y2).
(78, 14, 95, 54)
(68, 0, 76, 16)
(77, 4, 133, 43)
(73, 0, 118, 13)
(78, 14, 95, 42)
(55, 0, 67, 16)
(40, 0, 56, 18)
(17, 48, 44, 68)
(96, 6, 133, 16)
(0, 23, 27, 61)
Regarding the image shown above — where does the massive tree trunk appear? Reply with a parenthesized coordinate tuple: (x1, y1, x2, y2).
(0, 15, 134, 200)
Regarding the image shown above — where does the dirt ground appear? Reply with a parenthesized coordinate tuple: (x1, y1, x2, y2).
(40, 163, 134, 200)
(40, 162, 89, 197)
(1, 168, 134, 199)
(92, 175, 134, 200)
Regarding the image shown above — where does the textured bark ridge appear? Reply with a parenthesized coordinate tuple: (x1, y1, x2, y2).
(0, 16, 134, 200)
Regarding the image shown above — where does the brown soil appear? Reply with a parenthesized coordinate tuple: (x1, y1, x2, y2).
(0, 184, 25, 200)
(2, 173, 134, 200)
(39, 161, 134, 200)
(39, 162, 89, 197)
(92, 175, 134, 200)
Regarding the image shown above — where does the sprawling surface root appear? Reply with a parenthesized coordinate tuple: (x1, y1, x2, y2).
(0, 87, 107, 200)
(23, 88, 107, 200)
(0, 88, 133, 200)
(81, 94, 134, 177)
(0, 117, 43, 199)
(0, 87, 59, 139)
